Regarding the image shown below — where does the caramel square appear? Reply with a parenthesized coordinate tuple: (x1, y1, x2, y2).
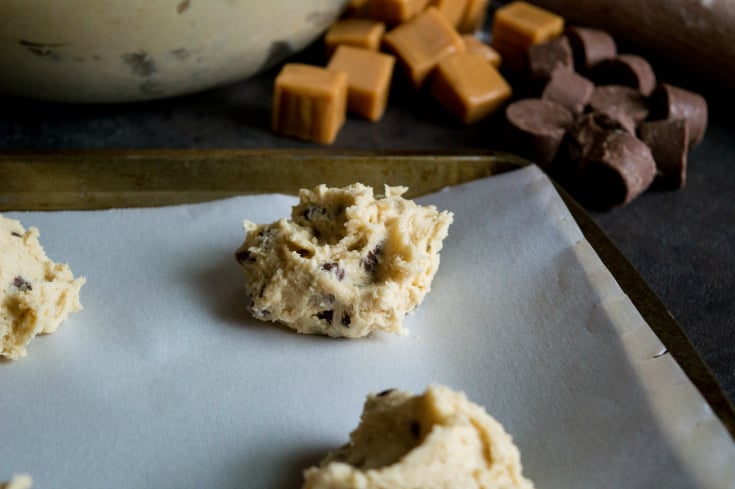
(429, 0, 468, 28)
(272, 64, 348, 144)
(366, 0, 430, 24)
(457, 0, 488, 33)
(430, 51, 512, 124)
(383, 7, 465, 89)
(328, 45, 396, 121)
(462, 34, 501, 68)
(325, 19, 386, 56)
(491, 1, 564, 51)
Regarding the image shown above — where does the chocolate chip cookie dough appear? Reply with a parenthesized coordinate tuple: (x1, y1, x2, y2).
(1, 215, 85, 360)
(302, 385, 535, 489)
(235, 183, 453, 338)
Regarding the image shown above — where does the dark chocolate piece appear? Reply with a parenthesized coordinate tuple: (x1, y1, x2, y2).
(341, 312, 351, 327)
(565, 26, 617, 72)
(11, 231, 22, 237)
(639, 119, 688, 189)
(650, 83, 708, 147)
(541, 65, 594, 114)
(527, 36, 573, 80)
(567, 111, 620, 163)
(592, 54, 656, 96)
(235, 248, 255, 265)
(576, 129, 656, 209)
(505, 98, 574, 168)
(588, 85, 649, 133)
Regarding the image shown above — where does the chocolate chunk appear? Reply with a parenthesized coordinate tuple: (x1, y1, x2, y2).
(377, 388, 395, 397)
(639, 119, 688, 189)
(11, 231, 22, 238)
(567, 111, 614, 163)
(565, 26, 617, 73)
(505, 98, 574, 168)
(588, 85, 649, 133)
(527, 36, 573, 80)
(575, 129, 656, 209)
(650, 83, 708, 147)
(12, 276, 32, 292)
(316, 310, 334, 325)
(409, 420, 421, 439)
(541, 65, 594, 114)
(592, 54, 656, 96)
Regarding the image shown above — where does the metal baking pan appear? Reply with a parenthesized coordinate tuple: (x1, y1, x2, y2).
(1, 148, 732, 440)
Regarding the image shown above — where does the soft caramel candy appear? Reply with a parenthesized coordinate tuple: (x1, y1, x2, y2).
(430, 0, 469, 28)
(366, 0, 430, 24)
(430, 52, 512, 124)
(327, 45, 396, 121)
(383, 7, 465, 88)
(462, 34, 501, 68)
(457, 0, 488, 33)
(272, 64, 348, 144)
(491, 1, 564, 70)
(325, 19, 386, 56)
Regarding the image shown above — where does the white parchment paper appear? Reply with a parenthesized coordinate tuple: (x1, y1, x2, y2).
(1, 165, 733, 488)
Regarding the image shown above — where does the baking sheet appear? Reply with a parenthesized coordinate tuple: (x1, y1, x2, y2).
(1, 165, 733, 488)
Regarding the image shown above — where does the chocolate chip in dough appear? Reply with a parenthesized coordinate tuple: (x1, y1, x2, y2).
(639, 119, 689, 189)
(321, 262, 345, 280)
(235, 249, 255, 265)
(362, 246, 383, 273)
(409, 420, 421, 439)
(11, 231, 22, 237)
(341, 312, 351, 327)
(377, 388, 395, 397)
(12, 276, 32, 292)
(316, 310, 334, 325)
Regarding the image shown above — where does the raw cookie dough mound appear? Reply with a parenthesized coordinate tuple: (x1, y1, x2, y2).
(302, 385, 535, 489)
(0, 474, 32, 489)
(1, 215, 85, 360)
(235, 183, 453, 338)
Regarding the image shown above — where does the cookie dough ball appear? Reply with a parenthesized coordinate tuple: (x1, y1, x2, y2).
(302, 385, 534, 489)
(235, 184, 453, 338)
(0, 475, 33, 489)
(1, 215, 85, 360)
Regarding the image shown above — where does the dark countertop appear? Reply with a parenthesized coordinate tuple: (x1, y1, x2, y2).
(1, 30, 733, 412)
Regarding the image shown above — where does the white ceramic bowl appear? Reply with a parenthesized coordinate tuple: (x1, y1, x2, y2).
(0, 0, 347, 102)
